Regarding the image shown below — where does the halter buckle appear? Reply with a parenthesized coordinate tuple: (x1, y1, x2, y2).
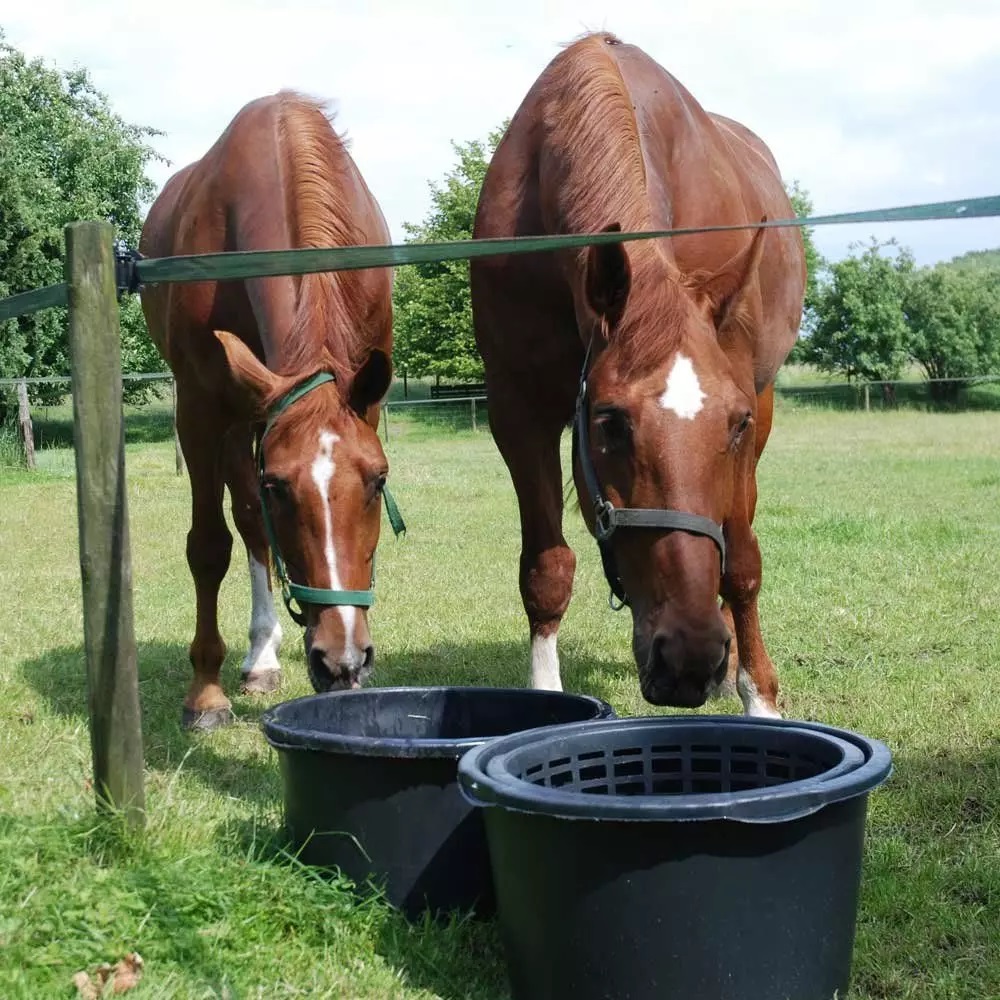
(594, 500, 616, 541)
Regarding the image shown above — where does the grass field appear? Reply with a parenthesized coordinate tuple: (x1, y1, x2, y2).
(1, 398, 998, 998)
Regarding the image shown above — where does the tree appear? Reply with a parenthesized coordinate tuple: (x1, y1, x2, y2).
(943, 247, 1000, 273)
(391, 122, 507, 382)
(801, 237, 914, 388)
(0, 31, 166, 416)
(785, 181, 824, 322)
(903, 266, 991, 402)
(783, 181, 826, 362)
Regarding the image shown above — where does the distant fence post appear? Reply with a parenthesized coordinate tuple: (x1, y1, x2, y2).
(16, 378, 36, 470)
(864, 383, 871, 412)
(170, 377, 185, 476)
(382, 403, 390, 444)
(471, 397, 478, 432)
(65, 220, 145, 830)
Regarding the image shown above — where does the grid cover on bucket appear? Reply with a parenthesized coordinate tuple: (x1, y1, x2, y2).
(460, 716, 893, 824)
(500, 722, 865, 797)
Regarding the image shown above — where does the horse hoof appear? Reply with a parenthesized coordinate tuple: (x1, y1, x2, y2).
(241, 669, 282, 694)
(181, 705, 236, 731)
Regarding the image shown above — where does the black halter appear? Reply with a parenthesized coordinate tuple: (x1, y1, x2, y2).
(571, 338, 727, 610)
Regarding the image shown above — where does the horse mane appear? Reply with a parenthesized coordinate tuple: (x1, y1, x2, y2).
(273, 90, 370, 382)
(543, 33, 651, 240)
(544, 33, 689, 376)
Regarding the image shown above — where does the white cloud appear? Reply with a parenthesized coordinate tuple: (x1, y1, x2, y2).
(3, 0, 998, 265)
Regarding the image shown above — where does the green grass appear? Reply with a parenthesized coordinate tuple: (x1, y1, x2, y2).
(1, 401, 998, 998)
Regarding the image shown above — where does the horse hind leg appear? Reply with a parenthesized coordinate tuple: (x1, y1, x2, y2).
(223, 424, 284, 694)
(176, 389, 236, 731)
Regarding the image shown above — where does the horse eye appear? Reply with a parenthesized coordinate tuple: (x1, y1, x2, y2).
(593, 407, 631, 452)
(262, 476, 291, 502)
(368, 472, 388, 503)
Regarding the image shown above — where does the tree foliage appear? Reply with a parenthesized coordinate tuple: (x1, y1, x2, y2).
(904, 264, 1000, 401)
(391, 123, 508, 382)
(784, 180, 824, 323)
(801, 238, 915, 382)
(0, 30, 166, 412)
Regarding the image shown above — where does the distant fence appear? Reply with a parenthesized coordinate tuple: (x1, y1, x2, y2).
(0, 371, 183, 474)
(774, 374, 1000, 412)
(5, 372, 1000, 464)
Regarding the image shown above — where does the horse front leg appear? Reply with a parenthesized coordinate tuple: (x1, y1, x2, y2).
(720, 390, 781, 718)
(223, 424, 284, 694)
(492, 404, 577, 692)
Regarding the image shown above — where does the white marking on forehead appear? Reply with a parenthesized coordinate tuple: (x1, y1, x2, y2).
(310, 429, 359, 654)
(658, 353, 707, 419)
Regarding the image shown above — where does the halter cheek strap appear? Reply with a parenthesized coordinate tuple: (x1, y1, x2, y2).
(257, 371, 405, 626)
(572, 341, 726, 610)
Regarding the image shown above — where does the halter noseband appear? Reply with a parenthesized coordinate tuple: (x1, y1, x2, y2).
(571, 339, 726, 610)
(256, 371, 406, 626)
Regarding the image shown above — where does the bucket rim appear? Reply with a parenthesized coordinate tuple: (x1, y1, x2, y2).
(259, 685, 617, 759)
(456, 714, 893, 823)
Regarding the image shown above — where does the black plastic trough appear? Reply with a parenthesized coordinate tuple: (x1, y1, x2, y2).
(457, 714, 892, 1000)
(260, 685, 615, 919)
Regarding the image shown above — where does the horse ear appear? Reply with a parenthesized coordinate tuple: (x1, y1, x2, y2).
(585, 223, 631, 332)
(696, 217, 768, 331)
(214, 330, 283, 415)
(349, 348, 392, 420)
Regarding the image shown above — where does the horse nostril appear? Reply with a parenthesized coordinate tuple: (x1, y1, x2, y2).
(362, 645, 375, 670)
(308, 645, 332, 683)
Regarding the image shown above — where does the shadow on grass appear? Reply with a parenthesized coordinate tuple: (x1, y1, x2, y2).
(17, 635, 636, 804)
(18, 641, 285, 807)
(31, 401, 176, 451)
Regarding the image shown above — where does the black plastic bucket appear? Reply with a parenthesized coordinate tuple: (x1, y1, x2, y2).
(260, 685, 615, 919)
(457, 714, 892, 1000)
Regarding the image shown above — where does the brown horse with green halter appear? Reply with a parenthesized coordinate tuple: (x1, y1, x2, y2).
(470, 32, 806, 716)
(140, 91, 401, 730)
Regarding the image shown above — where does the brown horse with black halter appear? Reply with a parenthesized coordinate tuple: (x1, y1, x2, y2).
(140, 91, 399, 730)
(470, 32, 806, 716)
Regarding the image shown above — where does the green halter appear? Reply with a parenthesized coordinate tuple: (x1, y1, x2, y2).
(256, 371, 405, 626)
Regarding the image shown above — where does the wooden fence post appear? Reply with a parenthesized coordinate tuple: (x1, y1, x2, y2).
(863, 383, 871, 412)
(171, 378, 185, 476)
(471, 398, 477, 432)
(65, 220, 145, 829)
(16, 378, 36, 470)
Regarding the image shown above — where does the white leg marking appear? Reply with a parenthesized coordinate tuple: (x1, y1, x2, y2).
(241, 553, 283, 677)
(737, 665, 782, 718)
(311, 430, 361, 664)
(531, 633, 563, 691)
(658, 354, 706, 419)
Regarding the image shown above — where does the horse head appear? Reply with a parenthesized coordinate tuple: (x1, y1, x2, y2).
(574, 222, 768, 707)
(215, 330, 395, 692)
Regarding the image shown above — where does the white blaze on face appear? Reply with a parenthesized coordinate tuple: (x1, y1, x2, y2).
(310, 429, 359, 660)
(658, 353, 707, 419)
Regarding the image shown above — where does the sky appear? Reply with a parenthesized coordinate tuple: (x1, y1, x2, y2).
(3, 0, 999, 267)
